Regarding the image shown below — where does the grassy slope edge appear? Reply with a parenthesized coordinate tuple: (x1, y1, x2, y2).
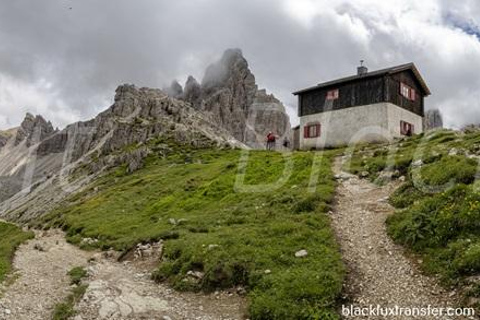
(346, 129, 480, 307)
(0, 222, 34, 283)
(38, 148, 345, 319)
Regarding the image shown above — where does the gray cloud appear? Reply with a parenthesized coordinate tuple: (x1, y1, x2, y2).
(0, 0, 479, 129)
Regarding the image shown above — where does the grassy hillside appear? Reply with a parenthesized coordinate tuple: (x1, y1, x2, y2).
(346, 129, 480, 305)
(39, 148, 344, 319)
(0, 222, 34, 282)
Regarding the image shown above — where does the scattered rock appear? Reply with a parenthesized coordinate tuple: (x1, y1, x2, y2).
(187, 270, 205, 279)
(412, 159, 423, 167)
(208, 244, 220, 250)
(133, 241, 163, 260)
(33, 243, 45, 252)
(81, 238, 99, 246)
(295, 250, 308, 258)
(264, 269, 271, 274)
(448, 148, 459, 156)
(236, 286, 247, 295)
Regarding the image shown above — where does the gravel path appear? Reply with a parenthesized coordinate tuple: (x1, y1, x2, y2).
(331, 157, 473, 320)
(77, 258, 245, 320)
(0, 230, 246, 320)
(0, 230, 93, 320)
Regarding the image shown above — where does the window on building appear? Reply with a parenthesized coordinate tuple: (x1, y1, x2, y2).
(400, 121, 414, 136)
(326, 89, 339, 101)
(304, 123, 321, 138)
(400, 83, 417, 101)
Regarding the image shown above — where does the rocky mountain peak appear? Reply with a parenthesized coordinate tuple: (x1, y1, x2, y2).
(202, 48, 254, 92)
(165, 80, 184, 99)
(182, 48, 290, 147)
(424, 109, 444, 130)
(183, 76, 201, 109)
(14, 113, 55, 147)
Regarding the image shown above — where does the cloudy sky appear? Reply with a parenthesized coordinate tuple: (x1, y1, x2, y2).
(1, 0, 480, 130)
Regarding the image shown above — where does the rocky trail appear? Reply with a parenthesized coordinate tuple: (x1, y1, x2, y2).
(0, 230, 245, 320)
(331, 157, 474, 319)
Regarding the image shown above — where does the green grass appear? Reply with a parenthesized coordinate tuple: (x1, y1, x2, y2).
(68, 266, 88, 285)
(347, 129, 480, 291)
(39, 149, 344, 319)
(0, 222, 34, 283)
(52, 266, 88, 320)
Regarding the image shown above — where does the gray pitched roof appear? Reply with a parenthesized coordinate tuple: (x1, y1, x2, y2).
(293, 63, 431, 96)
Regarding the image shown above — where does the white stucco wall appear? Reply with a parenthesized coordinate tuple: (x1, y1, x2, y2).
(299, 103, 423, 149)
(386, 103, 424, 137)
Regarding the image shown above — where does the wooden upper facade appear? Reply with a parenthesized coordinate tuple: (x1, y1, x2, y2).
(293, 63, 431, 118)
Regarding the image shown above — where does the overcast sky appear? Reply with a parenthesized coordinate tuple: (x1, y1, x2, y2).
(1, 0, 480, 130)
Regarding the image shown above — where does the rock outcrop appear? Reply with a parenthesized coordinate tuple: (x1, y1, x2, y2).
(0, 128, 17, 150)
(424, 109, 443, 131)
(0, 84, 245, 222)
(182, 49, 291, 148)
(0, 48, 291, 221)
(164, 80, 184, 99)
(36, 84, 243, 161)
(14, 113, 55, 147)
(183, 76, 202, 110)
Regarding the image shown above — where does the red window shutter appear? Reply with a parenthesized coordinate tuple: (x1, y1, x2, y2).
(304, 125, 309, 138)
(316, 124, 321, 137)
(326, 89, 339, 101)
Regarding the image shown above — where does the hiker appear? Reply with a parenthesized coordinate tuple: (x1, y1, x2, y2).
(266, 132, 276, 150)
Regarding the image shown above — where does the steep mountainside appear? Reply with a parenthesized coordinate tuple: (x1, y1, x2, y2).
(180, 49, 291, 147)
(0, 85, 244, 222)
(0, 128, 17, 150)
(0, 49, 294, 222)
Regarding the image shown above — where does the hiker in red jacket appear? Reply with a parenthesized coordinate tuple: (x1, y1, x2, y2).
(266, 132, 276, 150)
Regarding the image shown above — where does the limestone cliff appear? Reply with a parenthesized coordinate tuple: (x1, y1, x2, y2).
(0, 85, 245, 222)
(423, 109, 444, 130)
(181, 49, 291, 148)
(14, 113, 55, 147)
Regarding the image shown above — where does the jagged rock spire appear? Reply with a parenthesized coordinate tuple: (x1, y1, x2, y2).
(14, 113, 55, 147)
(183, 48, 291, 147)
(183, 76, 201, 109)
(165, 80, 184, 99)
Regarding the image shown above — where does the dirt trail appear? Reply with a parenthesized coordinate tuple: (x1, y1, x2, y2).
(0, 230, 93, 320)
(331, 157, 472, 320)
(77, 257, 245, 320)
(0, 230, 245, 320)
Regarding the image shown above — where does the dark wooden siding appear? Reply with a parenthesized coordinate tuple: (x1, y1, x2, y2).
(387, 70, 424, 116)
(298, 70, 425, 117)
(299, 76, 385, 117)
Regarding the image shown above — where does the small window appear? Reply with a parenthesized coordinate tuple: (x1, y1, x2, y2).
(400, 121, 414, 136)
(410, 88, 416, 101)
(304, 123, 321, 139)
(400, 82, 416, 101)
(326, 89, 339, 101)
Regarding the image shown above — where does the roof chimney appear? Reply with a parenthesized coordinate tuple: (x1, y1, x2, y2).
(357, 60, 368, 76)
